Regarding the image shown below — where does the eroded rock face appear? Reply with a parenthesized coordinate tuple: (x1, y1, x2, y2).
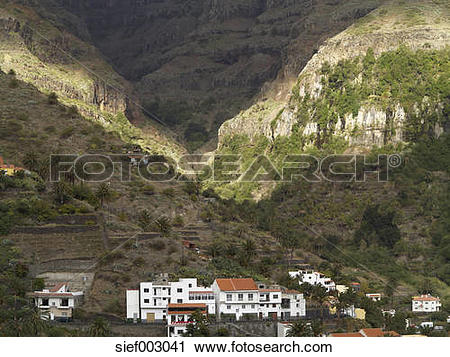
(51, 0, 381, 140)
(217, 1, 450, 151)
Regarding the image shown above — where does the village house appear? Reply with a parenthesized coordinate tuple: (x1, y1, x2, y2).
(212, 278, 260, 321)
(289, 270, 336, 292)
(128, 277, 306, 324)
(30, 283, 84, 321)
(281, 289, 306, 320)
(167, 303, 207, 337)
(0, 156, 27, 176)
(411, 294, 441, 313)
(212, 278, 306, 321)
(365, 293, 382, 302)
(126, 278, 214, 322)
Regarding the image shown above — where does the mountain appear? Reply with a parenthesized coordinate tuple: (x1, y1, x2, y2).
(31, 0, 385, 150)
(0, 0, 183, 158)
(217, 0, 449, 167)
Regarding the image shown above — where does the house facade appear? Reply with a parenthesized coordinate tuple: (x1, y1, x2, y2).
(167, 303, 207, 337)
(289, 270, 336, 292)
(212, 278, 260, 321)
(366, 293, 382, 302)
(30, 283, 83, 321)
(412, 295, 441, 313)
(212, 278, 306, 321)
(127, 278, 214, 322)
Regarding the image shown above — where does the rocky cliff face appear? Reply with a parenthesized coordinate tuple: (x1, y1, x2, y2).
(218, 0, 449, 151)
(47, 0, 383, 148)
(0, 1, 183, 158)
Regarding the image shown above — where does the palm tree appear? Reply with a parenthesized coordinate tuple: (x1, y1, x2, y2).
(52, 180, 70, 204)
(96, 182, 111, 209)
(311, 285, 329, 320)
(88, 317, 112, 337)
(242, 239, 256, 262)
(286, 320, 313, 337)
(22, 152, 39, 172)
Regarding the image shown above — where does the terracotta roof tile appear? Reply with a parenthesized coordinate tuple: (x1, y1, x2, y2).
(216, 278, 257, 291)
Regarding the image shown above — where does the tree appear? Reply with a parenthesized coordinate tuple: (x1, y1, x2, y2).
(88, 318, 112, 337)
(22, 152, 39, 172)
(138, 209, 153, 231)
(286, 320, 313, 337)
(183, 311, 210, 337)
(96, 183, 111, 209)
(152, 216, 172, 236)
(242, 239, 256, 263)
(52, 180, 71, 204)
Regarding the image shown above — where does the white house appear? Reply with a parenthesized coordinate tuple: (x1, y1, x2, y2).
(212, 278, 260, 321)
(127, 278, 214, 322)
(366, 293, 382, 302)
(281, 290, 306, 320)
(30, 282, 83, 321)
(412, 295, 441, 313)
(211, 278, 306, 321)
(289, 270, 336, 292)
(167, 303, 207, 337)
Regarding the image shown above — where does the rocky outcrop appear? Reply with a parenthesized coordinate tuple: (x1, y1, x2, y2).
(49, 0, 383, 144)
(218, 1, 450, 150)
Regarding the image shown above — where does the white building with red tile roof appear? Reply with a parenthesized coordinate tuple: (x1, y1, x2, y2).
(212, 279, 306, 321)
(30, 283, 83, 321)
(167, 303, 207, 337)
(126, 278, 214, 322)
(412, 295, 441, 313)
(212, 278, 260, 321)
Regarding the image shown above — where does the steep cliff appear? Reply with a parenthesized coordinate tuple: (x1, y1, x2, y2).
(0, 0, 183, 158)
(218, 0, 449, 153)
(43, 0, 385, 150)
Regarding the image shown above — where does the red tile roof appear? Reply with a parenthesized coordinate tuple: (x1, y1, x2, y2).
(50, 282, 67, 292)
(284, 289, 301, 294)
(412, 295, 440, 302)
(330, 329, 400, 337)
(360, 328, 400, 337)
(168, 303, 207, 309)
(330, 332, 364, 337)
(215, 278, 258, 291)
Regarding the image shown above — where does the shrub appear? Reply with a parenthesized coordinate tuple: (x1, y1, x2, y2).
(149, 239, 166, 251)
(60, 126, 75, 139)
(142, 184, 155, 195)
(48, 92, 58, 105)
(162, 188, 175, 197)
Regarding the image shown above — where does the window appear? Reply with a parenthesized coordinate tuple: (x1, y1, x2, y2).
(188, 284, 192, 288)
(144, 299, 150, 303)
(242, 305, 246, 309)
(226, 294, 232, 301)
(273, 295, 278, 299)
(248, 294, 253, 301)
(61, 298, 69, 307)
(177, 288, 182, 293)
(227, 305, 231, 310)
(251, 305, 255, 309)
(144, 288, 149, 293)
(177, 299, 182, 303)
(238, 294, 243, 301)
(272, 304, 276, 308)
(42, 298, 49, 306)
